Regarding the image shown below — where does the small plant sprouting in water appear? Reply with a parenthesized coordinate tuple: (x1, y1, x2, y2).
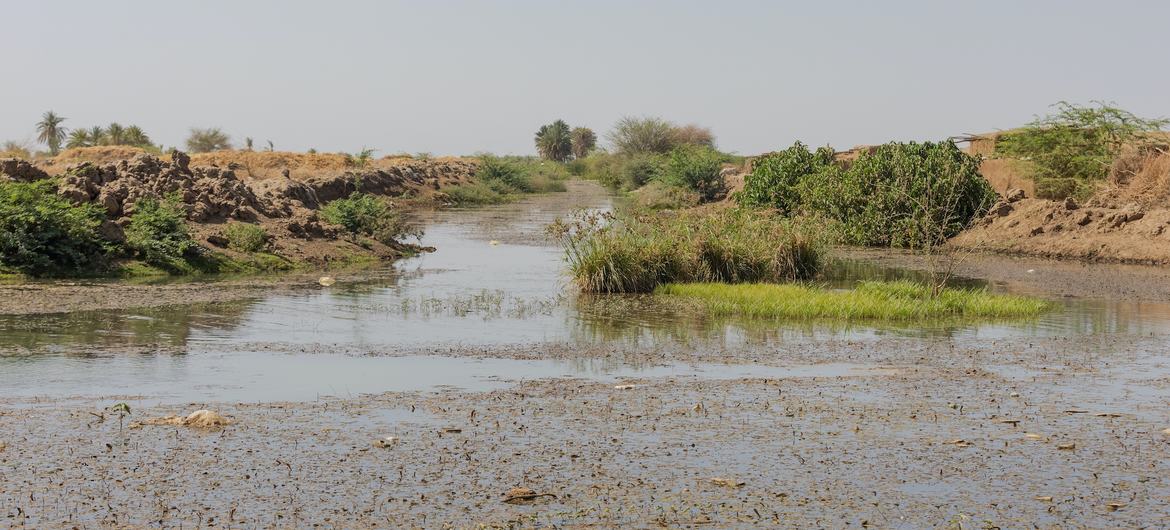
(111, 402, 131, 443)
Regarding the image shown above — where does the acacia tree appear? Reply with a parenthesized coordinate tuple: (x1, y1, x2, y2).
(606, 116, 676, 154)
(186, 127, 232, 153)
(571, 127, 597, 159)
(36, 111, 68, 155)
(534, 120, 572, 162)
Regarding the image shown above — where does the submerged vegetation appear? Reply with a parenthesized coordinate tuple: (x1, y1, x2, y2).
(658, 281, 1050, 320)
(550, 209, 823, 293)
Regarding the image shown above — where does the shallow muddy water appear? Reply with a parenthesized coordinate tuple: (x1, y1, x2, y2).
(2, 181, 1169, 404)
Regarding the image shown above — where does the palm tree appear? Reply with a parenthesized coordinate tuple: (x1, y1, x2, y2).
(570, 127, 597, 159)
(89, 126, 106, 145)
(106, 123, 127, 146)
(36, 111, 68, 155)
(66, 129, 92, 149)
(186, 127, 232, 153)
(124, 125, 151, 147)
(534, 120, 572, 162)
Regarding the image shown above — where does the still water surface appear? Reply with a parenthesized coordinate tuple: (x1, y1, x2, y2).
(1, 181, 1167, 403)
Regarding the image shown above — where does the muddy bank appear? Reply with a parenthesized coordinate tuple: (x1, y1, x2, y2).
(843, 246, 1170, 301)
(1, 150, 478, 269)
(3, 332, 1168, 527)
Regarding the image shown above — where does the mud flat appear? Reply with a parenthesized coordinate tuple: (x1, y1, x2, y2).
(2, 333, 1169, 528)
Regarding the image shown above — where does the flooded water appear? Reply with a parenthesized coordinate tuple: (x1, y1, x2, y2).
(2, 180, 1169, 403)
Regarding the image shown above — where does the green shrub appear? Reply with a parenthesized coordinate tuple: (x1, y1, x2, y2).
(738, 141, 995, 248)
(738, 142, 835, 213)
(630, 181, 701, 211)
(477, 155, 532, 192)
(996, 102, 1168, 200)
(579, 152, 666, 191)
(549, 208, 823, 293)
(444, 182, 510, 205)
(320, 192, 416, 244)
(124, 196, 200, 272)
(0, 180, 109, 276)
(660, 145, 727, 201)
(222, 222, 268, 252)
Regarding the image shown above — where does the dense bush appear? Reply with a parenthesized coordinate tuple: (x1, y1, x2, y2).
(738, 142, 835, 213)
(222, 222, 268, 252)
(606, 117, 718, 155)
(996, 102, 1168, 199)
(579, 152, 665, 191)
(320, 192, 416, 244)
(124, 197, 201, 272)
(549, 209, 823, 293)
(0, 180, 109, 276)
(660, 145, 727, 201)
(738, 141, 995, 248)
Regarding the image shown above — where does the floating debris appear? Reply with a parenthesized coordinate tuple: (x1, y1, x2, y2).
(318, 276, 336, 286)
(136, 409, 232, 428)
(502, 487, 557, 504)
(708, 477, 745, 488)
(614, 384, 636, 390)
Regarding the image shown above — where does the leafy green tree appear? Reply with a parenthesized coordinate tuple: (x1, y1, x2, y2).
(36, 111, 68, 155)
(570, 127, 597, 159)
(607, 116, 676, 154)
(186, 127, 232, 153)
(535, 120, 572, 162)
(996, 101, 1169, 199)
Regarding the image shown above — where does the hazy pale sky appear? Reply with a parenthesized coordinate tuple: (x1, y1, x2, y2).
(3, 0, 1167, 156)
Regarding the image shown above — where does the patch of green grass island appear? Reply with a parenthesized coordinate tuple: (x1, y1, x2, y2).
(656, 280, 1050, 321)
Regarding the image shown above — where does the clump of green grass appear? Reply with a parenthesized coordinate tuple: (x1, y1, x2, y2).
(222, 222, 268, 252)
(549, 208, 824, 293)
(443, 181, 511, 205)
(657, 280, 1050, 320)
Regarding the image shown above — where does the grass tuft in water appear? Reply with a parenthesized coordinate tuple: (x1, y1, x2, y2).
(657, 280, 1050, 320)
(551, 208, 824, 293)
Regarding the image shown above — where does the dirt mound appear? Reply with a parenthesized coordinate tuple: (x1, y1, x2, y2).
(952, 192, 1170, 264)
(0, 158, 49, 182)
(57, 151, 282, 223)
(41, 146, 151, 174)
(190, 150, 354, 179)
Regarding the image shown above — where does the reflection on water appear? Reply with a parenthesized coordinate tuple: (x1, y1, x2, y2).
(1, 180, 1169, 402)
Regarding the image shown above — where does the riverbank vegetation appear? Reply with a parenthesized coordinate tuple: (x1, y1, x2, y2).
(738, 140, 996, 249)
(549, 208, 823, 293)
(993, 102, 1168, 200)
(443, 155, 568, 205)
(657, 281, 1051, 320)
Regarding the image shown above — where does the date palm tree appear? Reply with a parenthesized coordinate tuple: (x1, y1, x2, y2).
(534, 120, 572, 162)
(36, 111, 68, 155)
(105, 123, 127, 146)
(66, 129, 92, 149)
(124, 125, 151, 147)
(571, 127, 597, 159)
